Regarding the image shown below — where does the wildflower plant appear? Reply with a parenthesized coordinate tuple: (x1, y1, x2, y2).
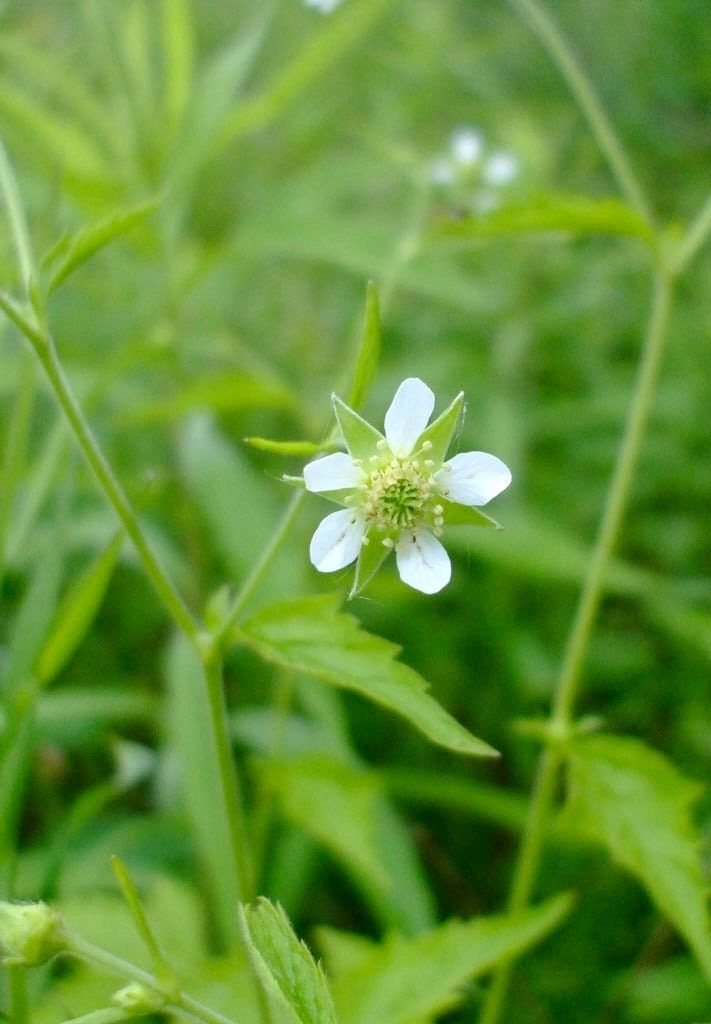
(304, 378, 511, 595)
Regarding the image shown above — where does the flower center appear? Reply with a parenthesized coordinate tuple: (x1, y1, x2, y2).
(364, 458, 435, 532)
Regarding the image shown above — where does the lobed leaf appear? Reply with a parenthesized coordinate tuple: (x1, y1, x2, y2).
(562, 734, 711, 979)
(326, 893, 573, 1024)
(239, 595, 498, 757)
(238, 898, 338, 1024)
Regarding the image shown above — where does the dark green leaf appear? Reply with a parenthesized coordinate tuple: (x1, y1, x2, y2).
(239, 595, 498, 757)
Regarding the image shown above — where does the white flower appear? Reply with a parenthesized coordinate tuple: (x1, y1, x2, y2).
(304, 0, 344, 12)
(302, 378, 511, 596)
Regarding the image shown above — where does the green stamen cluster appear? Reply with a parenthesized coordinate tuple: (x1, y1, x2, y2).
(355, 444, 446, 542)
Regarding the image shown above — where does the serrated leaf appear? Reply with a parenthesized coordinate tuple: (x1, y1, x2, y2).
(239, 898, 337, 1024)
(239, 595, 498, 758)
(347, 281, 381, 411)
(260, 754, 389, 891)
(44, 198, 158, 293)
(434, 193, 653, 244)
(332, 394, 384, 462)
(328, 893, 572, 1024)
(440, 499, 502, 529)
(562, 734, 711, 979)
(35, 532, 124, 686)
(415, 391, 463, 466)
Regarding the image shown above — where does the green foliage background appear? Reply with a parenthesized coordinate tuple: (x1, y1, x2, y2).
(0, 1, 708, 1022)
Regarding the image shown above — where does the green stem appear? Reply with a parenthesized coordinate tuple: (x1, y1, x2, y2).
(8, 963, 29, 1024)
(0, 138, 35, 291)
(30, 333, 200, 644)
(507, 0, 653, 228)
(671, 193, 711, 276)
(202, 653, 255, 901)
(478, 272, 673, 1024)
(218, 491, 306, 644)
(69, 934, 239, 1024)
(0, 349, 35, 579)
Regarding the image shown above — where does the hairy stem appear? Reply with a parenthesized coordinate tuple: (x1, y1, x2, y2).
(478, 272, 673, 1024)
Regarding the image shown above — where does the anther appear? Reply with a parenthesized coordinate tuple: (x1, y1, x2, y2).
(422, 440, 433, 451)
(433, 504, 443, 515)
(424, 459, 435, 468)
(382, 537, 394, 548)
(376, 439, 387, 449)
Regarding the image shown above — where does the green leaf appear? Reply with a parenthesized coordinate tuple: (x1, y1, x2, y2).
(332, 394, 384, 462)
(35, 532, 124, 686)
(440, 499, 502, 530)
(260, 754, 389, 891)
(160, 0, 194, 132)
(245, 438, 330, 456)
(238, 898, 338, 1024)
(562, 734, 711, 979)
(415, 391, 463, 466)
(239, 595, 498, 758)
(347, 282, 381, 411)
(326, 893, 573, 1024)
(44, 198, 159, 294)
(433, 193, 653, 244)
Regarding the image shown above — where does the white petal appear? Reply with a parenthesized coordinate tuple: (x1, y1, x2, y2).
(303, 452, 365, 492)
(435, 451, 511, 506)
(309, 509, 366, 573)
(384, 378, 435, 457)
(396, 530, 451, 594)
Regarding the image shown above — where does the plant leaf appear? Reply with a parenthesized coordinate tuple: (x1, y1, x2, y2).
(35, 531, 124, 686)
(433, 193, 653, 244)
(238, 595, 498, 757)
(562, 734, 711, 979)
(45, 198, 159, 294)
(326, 893, 573, 1024)
(332, 394, 384, 462)
(347, 281, 381, 411)
(238, 898, 338, 1024)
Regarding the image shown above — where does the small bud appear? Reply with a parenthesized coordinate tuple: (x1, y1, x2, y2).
(0, 901, 67, 966)
(112, 982, 167, 1014)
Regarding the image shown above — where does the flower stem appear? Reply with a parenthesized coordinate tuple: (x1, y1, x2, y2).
(507, 0, 654, 228)
(0, 138, 36, 291)
(31, 333, 200, 644)
(478, 271, 674, 1024)
(69, 934, 240, 1024)
(671, 193, 711, 276)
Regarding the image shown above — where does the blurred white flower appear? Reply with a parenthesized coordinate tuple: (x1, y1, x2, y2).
(482, 150, 519, 186)
(450, 126, 484, 167)
(302, 378, 511, 595)
(304, 0, 344, 12)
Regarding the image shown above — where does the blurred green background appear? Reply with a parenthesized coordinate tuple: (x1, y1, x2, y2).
(0, 1, 709, 1021)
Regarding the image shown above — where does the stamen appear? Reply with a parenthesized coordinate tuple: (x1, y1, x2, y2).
(376, 438, 387, 449)
(422, 440, 432, 451)
(382, 537, 394, 548)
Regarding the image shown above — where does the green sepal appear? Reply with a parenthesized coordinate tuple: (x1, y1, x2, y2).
(441, 499, 502, 530)
(333, 394, 385, 462)
(246, 437, 338, 456)
(347, 281, 381, 411)
(349, 533, 393, 599)
(416, 391, 464, 466)
(281, 475, 352, 507)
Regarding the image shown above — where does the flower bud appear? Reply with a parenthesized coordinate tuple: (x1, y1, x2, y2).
(0, 901, 67, 966)
(112, 982, 166, 1013)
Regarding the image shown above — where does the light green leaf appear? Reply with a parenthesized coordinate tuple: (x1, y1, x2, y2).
(347, 281, 381, 411)
(562, 734, 711, 979)
(45, 198, 159, 294)
(332, 394, 384, 462)
(434, 193, 653, 244)
(239, 595, 498, 758)
(327, 893, 572, 1024)
(35, 532, 124, 686)
(124, 372, 296, 425)
(161, 0, 194, 132)
(260, 754, 389, 891)
(415, 391, 463, 466)
(238, 898, 338, 1024)
(440, 499, 502, 530)
(245, 438, 330, 456)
